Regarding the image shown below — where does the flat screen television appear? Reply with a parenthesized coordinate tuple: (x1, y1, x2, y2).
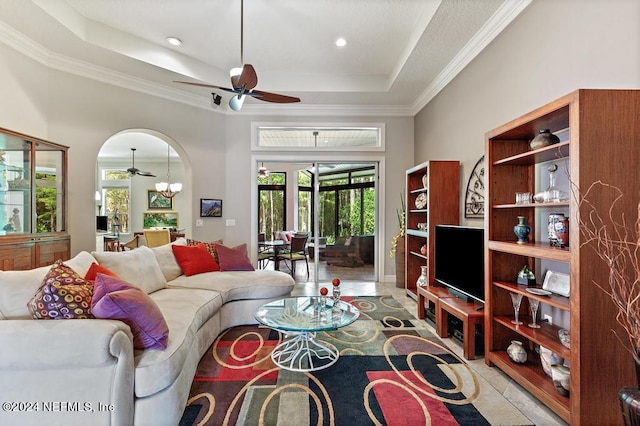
(434, 225, 485, 303)
(96, 215, 108, 232)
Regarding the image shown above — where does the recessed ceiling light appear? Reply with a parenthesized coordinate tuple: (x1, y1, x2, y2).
(166, 37, 182, 46)
(335, 38, 347, 47)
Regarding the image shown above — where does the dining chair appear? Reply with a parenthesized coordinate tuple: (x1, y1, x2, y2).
(120, 234, 140, 250)
(143, 229, 171, 248)
(277, 235, 309, 278)
(257, 232, 274, 269)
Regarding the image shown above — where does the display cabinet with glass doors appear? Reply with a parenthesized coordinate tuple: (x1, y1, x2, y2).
(0, 128, 69, 270)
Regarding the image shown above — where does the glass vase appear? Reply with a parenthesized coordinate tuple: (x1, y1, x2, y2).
(416, 265, 428, 287)
(533, 163, 569, 203)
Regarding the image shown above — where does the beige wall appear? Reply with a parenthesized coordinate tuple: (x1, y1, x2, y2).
(0, 42, 414, 280)
(415, 0, 640, 227)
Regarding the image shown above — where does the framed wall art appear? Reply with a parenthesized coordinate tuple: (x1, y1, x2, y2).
(200, 199, 222, 217)
(464, 155, 485, 218)
(147, 190, 173, 210)
(143, 212, 178, 229)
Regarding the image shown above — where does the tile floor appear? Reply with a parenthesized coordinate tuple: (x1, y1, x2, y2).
(291, 278, 568, 426)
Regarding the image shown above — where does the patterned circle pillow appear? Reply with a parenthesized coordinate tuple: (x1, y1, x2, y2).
(186, 238, 223, 263)
(27, 260, 94, 319)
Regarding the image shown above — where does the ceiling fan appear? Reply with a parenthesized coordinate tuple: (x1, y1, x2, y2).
(174, 0, 300, 111)
(123, 148, 155, 177)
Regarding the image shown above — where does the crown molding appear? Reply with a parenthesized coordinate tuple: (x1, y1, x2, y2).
(411, 0, 532, 116)
(1, 1, 530, 118)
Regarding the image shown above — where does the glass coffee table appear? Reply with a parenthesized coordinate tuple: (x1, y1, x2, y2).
(255, 296, 359, 372)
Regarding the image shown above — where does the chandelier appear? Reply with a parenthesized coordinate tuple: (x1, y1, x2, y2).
(155, 145, 182, 198)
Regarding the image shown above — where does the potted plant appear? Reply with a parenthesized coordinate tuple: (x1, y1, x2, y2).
(389, 194, 405, 288)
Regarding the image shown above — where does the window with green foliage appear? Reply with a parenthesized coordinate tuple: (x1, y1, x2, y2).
(35, 172, 58, 233)
(260, 165, 375, 245)
(102, 169, 130, 233)
(258, 172, 286, 239)
(297, 170, 312, 233)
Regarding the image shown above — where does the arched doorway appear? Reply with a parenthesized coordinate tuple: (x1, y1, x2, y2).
(95, 129, 191, 249)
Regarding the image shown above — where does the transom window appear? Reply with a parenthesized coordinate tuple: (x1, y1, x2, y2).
(254, 125, 383, 150)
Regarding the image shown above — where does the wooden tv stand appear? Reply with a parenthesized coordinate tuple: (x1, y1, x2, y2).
(416, 286, 484, 360)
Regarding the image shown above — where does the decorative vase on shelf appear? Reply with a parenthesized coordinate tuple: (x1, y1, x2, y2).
(551, 365, 571, 397)
(533, 163, 569, 203)
(514, 216, 531, 244)
(416, 265, 428, 287)
(548, 213, 569, 248)
(530, 129, 560, 150)
(420, 243, 427, 255)
(422, 173, 428, 188)
(507, 340, 527, 364)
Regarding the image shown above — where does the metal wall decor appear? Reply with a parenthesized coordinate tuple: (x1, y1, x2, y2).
(464, 155, 485, 218)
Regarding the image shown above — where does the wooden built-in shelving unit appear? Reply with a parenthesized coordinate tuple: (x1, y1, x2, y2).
(485, 89, 640, 425)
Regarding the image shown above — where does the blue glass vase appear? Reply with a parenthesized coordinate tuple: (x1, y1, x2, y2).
(514, 216, 530, 244)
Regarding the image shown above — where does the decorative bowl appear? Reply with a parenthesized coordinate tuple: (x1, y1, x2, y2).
(539, 346, 563, 377)
(551, 365, 570, 396)
(558, 328, 570, 348)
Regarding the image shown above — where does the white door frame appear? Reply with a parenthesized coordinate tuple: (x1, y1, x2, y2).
(250, 154, 386, 283)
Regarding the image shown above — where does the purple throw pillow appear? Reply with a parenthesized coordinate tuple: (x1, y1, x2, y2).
(91, 273, 169, 350)
(215, 243, 255, 271)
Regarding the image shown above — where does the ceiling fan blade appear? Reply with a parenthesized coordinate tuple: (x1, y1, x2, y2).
(251, 89, 301, 104)
(174, 81, 233, 91)
(136, 170, 156, 177)
(237, 64, 258, 91)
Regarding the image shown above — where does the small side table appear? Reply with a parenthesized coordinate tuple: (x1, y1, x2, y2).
(417, 285, 484, 360)
(438, 297, 484, 360)
(417, 286, 451, 337)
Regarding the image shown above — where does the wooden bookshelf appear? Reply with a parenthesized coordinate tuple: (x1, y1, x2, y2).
(404, 161, 459, 298)
(485, 89, 640, 425)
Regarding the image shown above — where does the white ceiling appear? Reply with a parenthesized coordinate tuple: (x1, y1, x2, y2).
(0, 1, 530, 114)
(0, 0, 530, 158)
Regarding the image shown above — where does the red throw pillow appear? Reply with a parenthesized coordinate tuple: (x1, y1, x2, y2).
(84, 262, 119, 283)
(186, 238, 223, 263)
(172, 243, 220, 276)
(215, 243, 255, 271)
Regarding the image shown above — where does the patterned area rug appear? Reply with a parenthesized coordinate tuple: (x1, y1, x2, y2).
(181, 296, 531, 425)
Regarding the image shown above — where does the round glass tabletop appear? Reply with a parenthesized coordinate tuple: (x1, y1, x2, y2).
(255, 296, 359, 332)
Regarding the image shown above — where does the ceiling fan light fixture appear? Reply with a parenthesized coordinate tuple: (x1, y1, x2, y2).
(229, 94, 245, 111)
(166, 36, 182, 46)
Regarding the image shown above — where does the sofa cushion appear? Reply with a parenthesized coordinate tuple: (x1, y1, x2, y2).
(92, 273, 169, 350)
(215, 243, 254, 271)
(150, 238, 187, 281)
(168, 270, 294, 303)
(0, 251, 96, 320)
(133, 288, 223, 397)
(84, 262, 119, 283)
(92, 246, 167, 294)
(26, 260, 95, 320)
(172, 243, 220, 276)
(186, 238, 223, 263)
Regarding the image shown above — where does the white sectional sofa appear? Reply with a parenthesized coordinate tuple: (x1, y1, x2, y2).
(0, 240, 295, 426)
